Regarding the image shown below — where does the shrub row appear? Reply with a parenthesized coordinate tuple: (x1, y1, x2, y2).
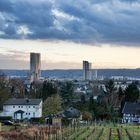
(0, 116, 12, 121)
(30, 117, 44, 124)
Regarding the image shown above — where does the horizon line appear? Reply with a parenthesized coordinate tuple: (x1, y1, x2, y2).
(0, 68, 140, 71)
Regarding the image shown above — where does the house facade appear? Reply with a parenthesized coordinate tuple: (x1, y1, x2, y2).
(0, 98, 42, 120)
(122, 102, 140, 123)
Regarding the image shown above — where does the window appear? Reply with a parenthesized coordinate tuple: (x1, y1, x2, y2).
(29, 106, 30, 108)
(33, 106, 35, 108)
(21, 106, 23, 108)
(33, 112, 35, 117)
(29, 113, 30, 115)
(13, 106, 15, 108)
(18, 106, 20, 108)
(26, 113, 27, 115)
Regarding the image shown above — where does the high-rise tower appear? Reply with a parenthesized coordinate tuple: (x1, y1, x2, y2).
(30, 53, 41, 81)
(83, 61, 92, 81)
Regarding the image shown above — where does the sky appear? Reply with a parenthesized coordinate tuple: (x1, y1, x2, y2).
(0, 0, 140, 69)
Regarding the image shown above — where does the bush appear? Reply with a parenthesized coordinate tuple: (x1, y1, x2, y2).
(0, 116, 12, 121)
(30, 117, 44, 124)
(82, 112, 92, 121)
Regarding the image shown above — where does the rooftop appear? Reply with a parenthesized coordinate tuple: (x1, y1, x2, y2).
(122, 102, 140, 115)
(4, 98, 42, 105)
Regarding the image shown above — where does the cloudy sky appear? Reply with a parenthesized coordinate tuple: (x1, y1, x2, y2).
(0, 0, 140, 69)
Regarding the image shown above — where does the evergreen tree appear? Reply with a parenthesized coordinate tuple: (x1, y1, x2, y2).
(118, 86, 124, 100)
(60, 81, 74, 102)
(88, 96, 97, 113)
(125, 83, 140, 102)
(81, 94, 86, 104)
(42, 81, 57, 101)
(105, 80, 116, 95)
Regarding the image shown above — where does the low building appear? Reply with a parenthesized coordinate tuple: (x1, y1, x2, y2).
(63, 107, 80, 118)
(0, 98, 42, 120)
(44, 107, 81, 126)
(122, 102, 140, 124)
(62, 107, 81, 125)
(45, 114, 62, 126)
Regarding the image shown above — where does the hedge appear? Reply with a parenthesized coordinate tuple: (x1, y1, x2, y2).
(0, 116, 12, 121)
(30, 117, 44, 123)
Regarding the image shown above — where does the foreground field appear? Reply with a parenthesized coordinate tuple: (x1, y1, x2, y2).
(0, 123, 140, 140)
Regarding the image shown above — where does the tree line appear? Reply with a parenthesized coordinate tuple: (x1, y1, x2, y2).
(0, 71, 139, 121)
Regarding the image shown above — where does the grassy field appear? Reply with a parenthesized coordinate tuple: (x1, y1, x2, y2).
(1, 125, 14, 131)
(1, 124, 27, 131)
(1, 123, 140, 140)
(61, 123, 140, 140)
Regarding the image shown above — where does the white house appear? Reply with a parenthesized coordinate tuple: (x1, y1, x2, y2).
(0, 98, 42, 120)
(122, 102, 140, 124)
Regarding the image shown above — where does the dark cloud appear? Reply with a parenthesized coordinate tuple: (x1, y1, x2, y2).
(0, 0, 13, 13)
(0, 0, 140, 45)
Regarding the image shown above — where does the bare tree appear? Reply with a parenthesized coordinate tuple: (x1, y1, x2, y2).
(9, 78, 25, 98)
(0, 72, 11, 110)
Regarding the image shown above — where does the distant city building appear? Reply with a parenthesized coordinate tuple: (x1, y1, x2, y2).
(83, 61, 92, 81)
(93, 70, 98, 80)
(30, 52, 41, 81)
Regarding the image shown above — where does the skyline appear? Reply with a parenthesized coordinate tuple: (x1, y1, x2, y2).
(0, 39, 140, 70)
(0, 0, 140, 69)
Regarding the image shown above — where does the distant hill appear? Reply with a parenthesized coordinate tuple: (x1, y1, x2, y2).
(0, 69, 140, 79)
